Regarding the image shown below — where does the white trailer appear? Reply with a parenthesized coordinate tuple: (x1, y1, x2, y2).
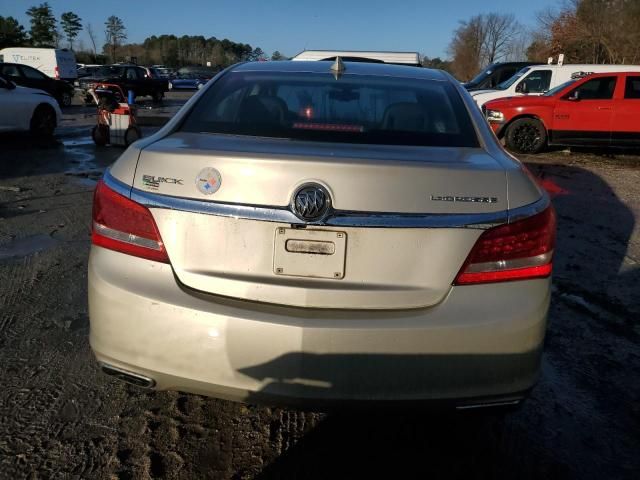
(292, 50, 421, 67)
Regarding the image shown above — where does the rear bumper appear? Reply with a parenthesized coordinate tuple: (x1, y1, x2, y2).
(89, 247, 551, 407)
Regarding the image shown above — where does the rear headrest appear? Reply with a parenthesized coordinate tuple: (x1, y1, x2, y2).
(237, 95, 287, 125)
(382, 102, 429, 131)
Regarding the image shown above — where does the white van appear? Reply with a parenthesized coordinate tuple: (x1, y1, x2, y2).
(471, 64, 640, 108)
(0, 47, 77, 80)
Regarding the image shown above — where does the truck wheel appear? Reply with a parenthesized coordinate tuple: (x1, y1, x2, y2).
(30, 105, 57, 138)
(92, 125, 109, 146)
(505, 118, 547, 154)
(124, 126, 142, 146)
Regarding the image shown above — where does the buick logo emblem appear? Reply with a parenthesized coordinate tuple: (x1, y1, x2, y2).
(292, 184, 331, 221)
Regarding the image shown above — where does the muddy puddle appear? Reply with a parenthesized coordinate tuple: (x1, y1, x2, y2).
(0, 234, 59, 260)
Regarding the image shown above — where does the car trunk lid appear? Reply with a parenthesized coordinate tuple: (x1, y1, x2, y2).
(135, 132, 508, 309)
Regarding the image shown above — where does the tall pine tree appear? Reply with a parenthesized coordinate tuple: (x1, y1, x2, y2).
(26, 2, 57, 47)
(60, 12, 82, 50)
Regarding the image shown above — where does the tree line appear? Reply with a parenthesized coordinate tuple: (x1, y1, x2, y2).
(0, 2, 284, 67)
(448, 0, 640, 81)
(118, 35, 268, 68)
(528, 0, 640, 65)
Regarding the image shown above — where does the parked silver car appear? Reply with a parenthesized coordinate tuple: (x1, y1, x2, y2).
(89, 60, 555, 409)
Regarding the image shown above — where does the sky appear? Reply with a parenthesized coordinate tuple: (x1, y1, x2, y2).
(0, 0, 559, 58)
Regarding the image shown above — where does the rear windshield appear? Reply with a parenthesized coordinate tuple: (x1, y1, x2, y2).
(467, 63, 497, 86)
(180, 71, 479, 147)
(496, 67, 530, 90)
(95, 66, 124, 77)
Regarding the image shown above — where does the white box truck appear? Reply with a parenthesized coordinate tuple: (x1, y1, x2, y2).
(0, 47, 77, 80)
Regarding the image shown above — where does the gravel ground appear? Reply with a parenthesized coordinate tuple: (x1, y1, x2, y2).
(0, 109, 638, 479)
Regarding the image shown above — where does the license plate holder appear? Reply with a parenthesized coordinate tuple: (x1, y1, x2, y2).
(273, 228, 346, 279)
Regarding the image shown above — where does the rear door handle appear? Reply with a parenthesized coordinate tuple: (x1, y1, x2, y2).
(597, 107, 612, 110)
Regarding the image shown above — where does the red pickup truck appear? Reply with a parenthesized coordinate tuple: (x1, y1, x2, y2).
(484, 72, 640, 153)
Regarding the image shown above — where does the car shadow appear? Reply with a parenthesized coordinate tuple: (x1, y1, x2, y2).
(227, 159, 639, 480)
(238, 351, 559, 479)
(524, 157, 639, 316)
(253, 408, 568, 480)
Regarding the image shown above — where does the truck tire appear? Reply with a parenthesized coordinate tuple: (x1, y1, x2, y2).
(505, 118, 547, 154)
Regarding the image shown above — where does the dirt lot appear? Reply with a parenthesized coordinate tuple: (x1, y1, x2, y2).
(0, 99, 639, 479)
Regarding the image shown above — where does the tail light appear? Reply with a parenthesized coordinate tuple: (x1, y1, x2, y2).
(454, 207, 556, 285)
(91, 180, 170, 263)
(54, 66, 60, 79)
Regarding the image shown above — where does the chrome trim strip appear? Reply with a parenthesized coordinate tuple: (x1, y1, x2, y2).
(325, 211, 504, 229)
(134, 187, 304, 223)
(103, 169, 550, 229)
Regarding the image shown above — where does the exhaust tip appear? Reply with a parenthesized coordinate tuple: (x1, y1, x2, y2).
(100, 363, 156, 389)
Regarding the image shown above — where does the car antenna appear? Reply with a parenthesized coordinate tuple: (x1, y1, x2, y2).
(330, 56, 345, 80)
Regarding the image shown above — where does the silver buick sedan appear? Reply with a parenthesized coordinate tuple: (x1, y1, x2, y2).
(89, 60, 555, 409)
